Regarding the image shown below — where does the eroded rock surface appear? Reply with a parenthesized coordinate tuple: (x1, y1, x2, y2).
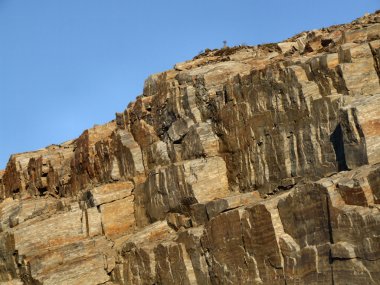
(1, 11, 380, 285)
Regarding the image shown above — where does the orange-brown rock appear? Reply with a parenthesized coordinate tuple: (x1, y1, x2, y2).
(1, 11, 380, 285)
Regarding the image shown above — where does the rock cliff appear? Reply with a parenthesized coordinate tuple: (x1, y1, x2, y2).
(1, 11, 380, 285)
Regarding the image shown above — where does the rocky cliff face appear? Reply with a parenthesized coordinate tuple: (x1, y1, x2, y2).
(1, 12, 380, 285)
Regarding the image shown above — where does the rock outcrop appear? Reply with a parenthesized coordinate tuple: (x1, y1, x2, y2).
(1, 11, 380, 285)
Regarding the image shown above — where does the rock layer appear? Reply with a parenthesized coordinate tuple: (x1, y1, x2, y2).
(1, 11, 380, 285)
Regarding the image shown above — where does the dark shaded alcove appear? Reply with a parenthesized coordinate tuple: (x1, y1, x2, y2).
(330, 124, 349, 171)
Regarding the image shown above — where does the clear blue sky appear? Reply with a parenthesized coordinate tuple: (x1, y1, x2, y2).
(0, 0, 378, 169)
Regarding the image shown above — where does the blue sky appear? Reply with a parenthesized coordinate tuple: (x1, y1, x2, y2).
(0, 0, 378, 169)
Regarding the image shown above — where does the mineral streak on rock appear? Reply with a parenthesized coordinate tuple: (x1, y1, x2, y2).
(1, 11, 380, 285)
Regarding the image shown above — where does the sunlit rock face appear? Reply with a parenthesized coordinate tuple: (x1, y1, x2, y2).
(1, 11, 380, 285)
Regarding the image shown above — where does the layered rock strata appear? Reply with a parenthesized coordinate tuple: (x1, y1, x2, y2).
(1, 11, 380, 285)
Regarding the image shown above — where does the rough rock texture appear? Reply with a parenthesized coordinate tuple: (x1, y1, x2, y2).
(1, 12, 380, 285)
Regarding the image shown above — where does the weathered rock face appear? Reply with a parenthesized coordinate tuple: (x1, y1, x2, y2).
(1, 11, 380, 285)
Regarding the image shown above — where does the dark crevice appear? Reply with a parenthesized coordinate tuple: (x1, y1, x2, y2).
(84, 191, 95, 208)
(172, 135, 184, 145)
(326, 195, 334, 245)
(38, 187, 48, 196)
(330, 124, 348, 171)
(277, 184, 296, 191)
(84, 209, 90, 236)
(321, 38, 333, 47)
